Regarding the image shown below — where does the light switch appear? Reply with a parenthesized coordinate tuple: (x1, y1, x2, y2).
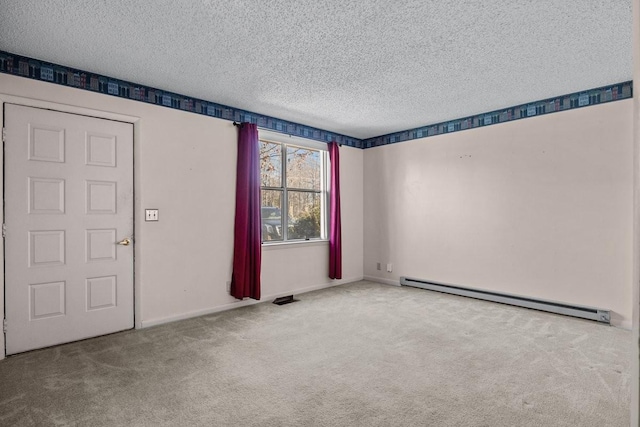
(145, 209, 159, 221)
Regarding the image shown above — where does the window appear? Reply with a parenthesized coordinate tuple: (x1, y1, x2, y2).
(260, 136, 328, 243)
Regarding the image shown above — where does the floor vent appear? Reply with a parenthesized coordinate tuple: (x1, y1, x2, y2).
(273, 295, 298, 306)
(400, 277, 610, 324)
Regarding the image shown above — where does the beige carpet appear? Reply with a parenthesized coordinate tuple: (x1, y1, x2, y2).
(0, 281, 631, 426)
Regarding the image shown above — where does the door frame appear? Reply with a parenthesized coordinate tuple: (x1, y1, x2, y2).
(0, 94, 141, 359)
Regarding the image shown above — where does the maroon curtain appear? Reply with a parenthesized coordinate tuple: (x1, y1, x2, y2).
(230, 123, 261, 300)
(328, 141, 342, 279)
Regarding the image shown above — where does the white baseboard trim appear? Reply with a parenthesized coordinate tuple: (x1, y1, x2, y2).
(617, 319, 632, 330)
(140, 276, 364, 328)
(363, 275, 400, 286)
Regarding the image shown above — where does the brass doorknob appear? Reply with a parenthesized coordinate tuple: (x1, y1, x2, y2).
(117, 238, 131, 246)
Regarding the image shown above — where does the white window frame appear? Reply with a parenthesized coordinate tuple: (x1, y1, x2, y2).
(259, 129, 329, 245)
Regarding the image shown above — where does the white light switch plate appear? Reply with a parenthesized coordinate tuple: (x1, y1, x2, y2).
(145, 209, 159, 221)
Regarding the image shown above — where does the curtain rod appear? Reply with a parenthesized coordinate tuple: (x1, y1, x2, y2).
(232, 121, 341, 146)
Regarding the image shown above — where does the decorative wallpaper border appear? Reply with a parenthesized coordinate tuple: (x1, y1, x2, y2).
(361, 81, 633, 148)
(0, 50, 362, 148)
(0, 50, 632, 150)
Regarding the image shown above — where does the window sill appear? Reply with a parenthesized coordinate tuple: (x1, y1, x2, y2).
(262, 239, 329, 250)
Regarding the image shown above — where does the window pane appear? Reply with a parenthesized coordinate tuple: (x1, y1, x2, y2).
(261, 190, 283, 241)
(286, 147, 320, 190)
(287, 191, 321, 240)
(260, 141, 282, 187)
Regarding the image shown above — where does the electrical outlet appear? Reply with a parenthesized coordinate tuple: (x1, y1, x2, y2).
(376, 262, 381, 271)
(386, 263, 393, 273)
(145, 209, 159, 221)
(226, 281, 231, 292)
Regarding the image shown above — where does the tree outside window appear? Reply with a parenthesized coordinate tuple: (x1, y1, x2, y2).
(260, 139, 326, 242)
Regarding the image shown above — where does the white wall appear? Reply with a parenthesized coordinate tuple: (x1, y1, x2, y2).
(364, 100, 633, 327)
(632, 0, 640, 422)
(0, 68, 632, 357)
(0, 74, 363, 354)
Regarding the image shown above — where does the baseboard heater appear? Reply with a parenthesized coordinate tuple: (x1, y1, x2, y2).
(400, 277, 611, 324)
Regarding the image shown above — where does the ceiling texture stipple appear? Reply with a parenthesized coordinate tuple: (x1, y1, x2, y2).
(0, 0, 633, 139)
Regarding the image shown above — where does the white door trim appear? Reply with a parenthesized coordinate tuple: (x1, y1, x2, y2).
(0, 94, 142, 360)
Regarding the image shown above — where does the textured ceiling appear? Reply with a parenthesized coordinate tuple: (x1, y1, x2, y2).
(0, 0, 632, 139)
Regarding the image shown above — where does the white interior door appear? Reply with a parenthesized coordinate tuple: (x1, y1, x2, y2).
(4, 104, 134, 355)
